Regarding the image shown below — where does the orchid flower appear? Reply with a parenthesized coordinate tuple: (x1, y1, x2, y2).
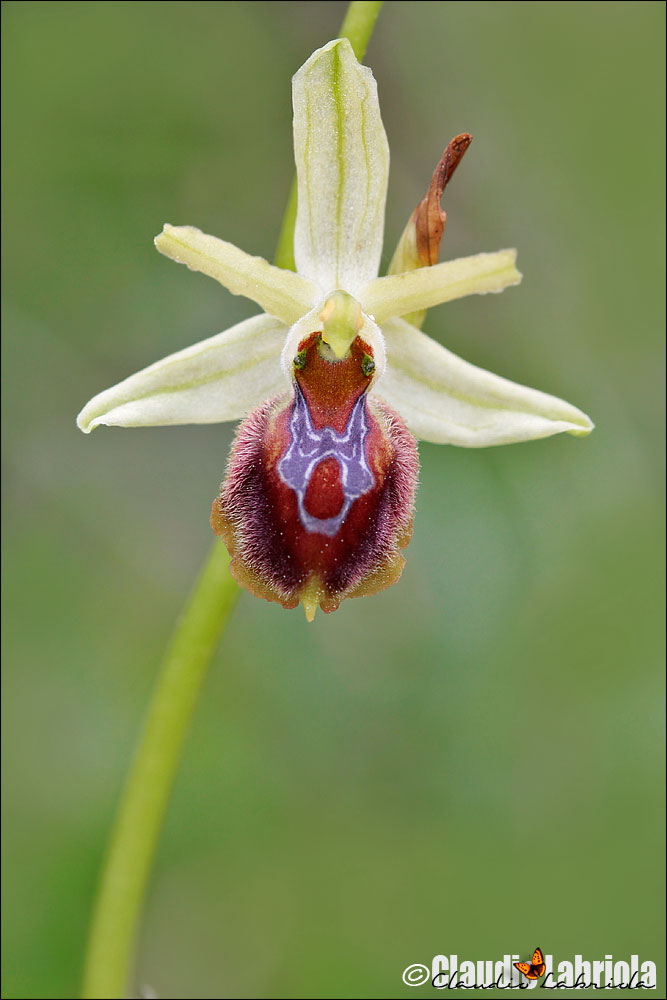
(77, 38, 593, 620)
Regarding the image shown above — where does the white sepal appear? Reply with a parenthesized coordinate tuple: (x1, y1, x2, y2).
(292, 39, 389, 295)
(375, 317, 594, 445)
(77, 314, 290, 432)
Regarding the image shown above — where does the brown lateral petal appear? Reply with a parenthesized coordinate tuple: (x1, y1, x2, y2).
(414, 133, 472, 267)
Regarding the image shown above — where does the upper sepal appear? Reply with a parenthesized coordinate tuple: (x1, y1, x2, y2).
(292, 38, 389, 295)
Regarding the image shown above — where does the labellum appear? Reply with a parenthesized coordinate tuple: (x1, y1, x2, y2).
(212, 330, 419, 620)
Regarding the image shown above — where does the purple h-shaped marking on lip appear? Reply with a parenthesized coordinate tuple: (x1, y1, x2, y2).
(277, 383, 375, 536)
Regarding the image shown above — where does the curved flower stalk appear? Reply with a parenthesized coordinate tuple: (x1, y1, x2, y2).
(78, 38, 593, 620)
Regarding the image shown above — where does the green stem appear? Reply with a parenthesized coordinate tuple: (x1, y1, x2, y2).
(81, 544, 238, 999)
(340, 0, 385, 58)
(81, 3, 385, 997)
(273, 0, 385, 270)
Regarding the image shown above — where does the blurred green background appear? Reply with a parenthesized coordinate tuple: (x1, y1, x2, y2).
(2, 2, 665, 998)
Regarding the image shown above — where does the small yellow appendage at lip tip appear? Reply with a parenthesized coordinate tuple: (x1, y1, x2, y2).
(300, 576, 323, 622)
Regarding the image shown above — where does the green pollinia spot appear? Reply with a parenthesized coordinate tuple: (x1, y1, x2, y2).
(293, 348, 308, 370)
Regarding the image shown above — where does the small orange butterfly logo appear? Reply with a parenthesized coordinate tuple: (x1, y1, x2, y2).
(515, 947, 546, 981)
